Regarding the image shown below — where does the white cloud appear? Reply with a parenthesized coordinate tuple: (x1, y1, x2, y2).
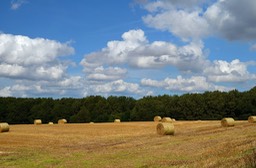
(0, 33, 74, 80)
(143, 10, 209, 41)
(87, 66, 127, 81)
(204, 0, 256, 40)
(81, 29, 207, 74)
(81, 29, 147, 70)
(83, 79, 146, 97)
(0, 75, 84, 97)
(141, 0, 256, 41)
(0, 84, 30, 97)
(11, 0, 27, 10)
(204, 59, 256, 82)
(58, 76, 83, 88)
(0, 87, 12, 97)
(141, 75, 229, 92)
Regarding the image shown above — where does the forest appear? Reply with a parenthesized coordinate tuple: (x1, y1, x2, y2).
(0, 87, 256, 124)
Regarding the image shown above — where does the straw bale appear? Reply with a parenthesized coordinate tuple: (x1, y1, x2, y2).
(114, 119, 121, 123)
(248, 116, 256, 123)
(34, 119, 42, 125)
(58, 119, 67, 124)
(161, 117, 173, 123)
(221, 118, 235, 127)
(156, 122, 175, 135)
(0, 123, 9, 133)
(154, 116, 162, 122)
(48, 122, 54, 125)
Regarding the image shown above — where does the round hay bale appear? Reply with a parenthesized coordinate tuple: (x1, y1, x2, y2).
(161, 117, 173, 123)
(114, 119, 121, 123)
(58, 119, 67, 124)
(248, 116, 256, 123)
(221, 118, 235, 127)
(156, 122, 175, 135)
(48, 122, 54, 125)
(172, 119, 176, 122)
(34, 119, 42, 125)
(154, 116, 162, 122)
(89, 122, 94, 124)
(0, 123, 10, 133)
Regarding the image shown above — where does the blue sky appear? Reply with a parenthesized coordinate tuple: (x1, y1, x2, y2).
(0, 0, 256, 98)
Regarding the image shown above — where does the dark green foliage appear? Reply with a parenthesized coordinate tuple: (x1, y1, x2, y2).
(0, 87, 256, 124)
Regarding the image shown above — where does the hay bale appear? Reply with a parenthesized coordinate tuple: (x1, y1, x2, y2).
(161, 117, 173, 123)
(248, 116, 256, 123)
(58, 119, 67, 124)
(114, 119, 121, 123)
(0, 123, 10, 133)
(172, 119, 176, 122)
(89, 122, 94, 124)
(156, 122, 175, 135)
(48, 122, 54, 125)
(154, 116, 162, 122)
(34, 119, 42, 125)
(221, 117, 235, 127)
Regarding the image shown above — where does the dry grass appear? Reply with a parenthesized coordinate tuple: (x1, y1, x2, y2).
(0, 121, 255, 167)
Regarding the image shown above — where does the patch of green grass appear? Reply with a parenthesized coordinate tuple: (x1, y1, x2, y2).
(0, 148, 62, 168)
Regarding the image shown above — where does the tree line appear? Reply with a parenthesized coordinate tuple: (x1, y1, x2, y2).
(0, 87, 256, 124)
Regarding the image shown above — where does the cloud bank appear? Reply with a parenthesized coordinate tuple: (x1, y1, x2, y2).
(1, 0, 256, 98)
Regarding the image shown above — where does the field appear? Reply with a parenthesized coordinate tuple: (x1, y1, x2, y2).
(0, 121, 255, 168)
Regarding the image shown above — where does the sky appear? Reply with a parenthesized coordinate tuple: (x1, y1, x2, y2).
(0, 0, 256, 98)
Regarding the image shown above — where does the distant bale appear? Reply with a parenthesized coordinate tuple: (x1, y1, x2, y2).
(58, 119, 67, 124)
(114, 119, 121, 123)
(156, 122, 175, 135)
(154, 116, 162, 122)
(161, 117, 173, 123)
(221, 118, 235, 127)
(248, 116, 256, 123)
(34, 119, 42, 125)
(89, 122, 94, 124)
(172, 119, 176, 122)
(48, 122, 54, 125)
(0, 123, 10, 133)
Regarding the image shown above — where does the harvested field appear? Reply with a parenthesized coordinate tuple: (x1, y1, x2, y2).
(0, 121, 255, 168)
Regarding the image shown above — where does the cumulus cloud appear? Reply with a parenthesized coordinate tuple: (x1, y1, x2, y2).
(204, 59, 256, 82)
(79, 26, 256, 97)
(143, 9, 209, 41)
(0, 33, 74, 80)
(81, 29, 207, 75)
(82, 79, 147, 97)
(0, 84, 30, 97)
(141, 0, 256, 41)
(0, 87, 12, 97)
(141, 76, 228, 92)
(87, 66, 127, 81)
(205, 0, 256, 40)
(0, 75, 84, 97)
